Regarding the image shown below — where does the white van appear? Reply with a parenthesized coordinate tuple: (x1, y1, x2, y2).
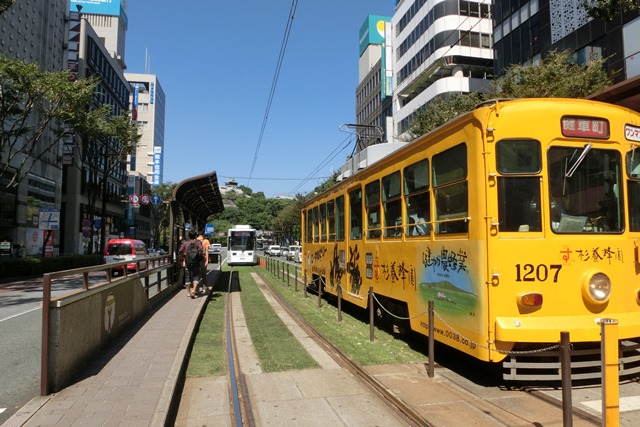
(288, 245, 302, 262)
(266, 245, 280, 256)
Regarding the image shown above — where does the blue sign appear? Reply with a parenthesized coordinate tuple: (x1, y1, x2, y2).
(151, 194, 162, 205)
(205, 223, 214, 235)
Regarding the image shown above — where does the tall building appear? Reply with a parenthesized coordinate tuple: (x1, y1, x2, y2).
(125, 73, 166, 186)
(0, 0, 68, 256)
(339, 15, 399, 181)
(391, 0, 494, 138)
(492, 0, 640, 110)
(61, 7, 131, 254)
(493, 0, 640, 82)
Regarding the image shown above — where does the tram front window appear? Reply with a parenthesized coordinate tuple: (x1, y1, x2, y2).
(548, 147, 623, 233)
(229, 232, 254, 251)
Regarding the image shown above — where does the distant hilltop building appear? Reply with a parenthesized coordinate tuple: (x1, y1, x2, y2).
(275, 195, 294, 200)
(219, 178, 244, 196)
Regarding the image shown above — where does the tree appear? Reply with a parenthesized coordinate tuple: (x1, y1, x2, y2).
(150, 182, 176, 249)
(71, 103, 141, 253)
(491, 50, 612, 99)
(406, 50, 613, 138)
(273, 194, 305, 244)
(0, 0, 14, 15)
(581, 0, 640, 20)
(405, 92, 483, 141)
(0, 55, 98, 199)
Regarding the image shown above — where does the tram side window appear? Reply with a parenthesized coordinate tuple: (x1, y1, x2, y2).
(433, 144, 468, 234)
(304, 210, 311, 243)
(496, 139, 542, 232)
(365, 180, 381, 238)
(404, 159, 430, 236)
(349, 188, 362, 239)
(327, 200, 336, 241)
(382, 171, 402, 237)
(626, 149, 640, 231)
(312, 206, 319, 243)
(319, 203, 327, 242)
(336, 195, 345, 240)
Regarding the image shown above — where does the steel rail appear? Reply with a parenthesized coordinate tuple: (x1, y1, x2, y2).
(225, 270, 255, 426)
(253, 266, 432, 427)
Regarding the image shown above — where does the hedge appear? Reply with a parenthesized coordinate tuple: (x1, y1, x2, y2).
(0, 255, 103, 281)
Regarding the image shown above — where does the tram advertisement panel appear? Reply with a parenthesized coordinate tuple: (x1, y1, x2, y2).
(413, 240, 485, 356)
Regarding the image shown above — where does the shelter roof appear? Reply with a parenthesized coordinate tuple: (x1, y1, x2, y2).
(172, 172, 224, 224)
(588, 74, 640, 112)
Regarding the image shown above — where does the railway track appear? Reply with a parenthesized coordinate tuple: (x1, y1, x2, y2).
(180, 266, 640, 426)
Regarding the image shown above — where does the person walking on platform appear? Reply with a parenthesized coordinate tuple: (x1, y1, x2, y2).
(197, 230, 211, 291)
(179, 230, 204, 298)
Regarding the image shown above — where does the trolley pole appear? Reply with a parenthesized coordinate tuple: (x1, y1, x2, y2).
(600, 318, 619, 427)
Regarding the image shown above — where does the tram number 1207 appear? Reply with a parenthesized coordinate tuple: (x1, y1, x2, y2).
(515, 264, 562, 282)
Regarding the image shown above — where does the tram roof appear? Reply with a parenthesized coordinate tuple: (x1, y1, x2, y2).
(172, 171, 224, 223)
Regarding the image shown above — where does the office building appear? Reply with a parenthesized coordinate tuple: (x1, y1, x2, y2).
(0, 0, 68, 256)
(125, 73, 166, 186)
(391, 0, 494, 139)
(493, 0, 640, 110)
(60, 7, 131, 254)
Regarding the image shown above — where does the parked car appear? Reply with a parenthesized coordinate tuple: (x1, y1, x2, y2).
(103, 239, 148, 275)
(266, 245, 280, 256)
(288, 245, 302, 262)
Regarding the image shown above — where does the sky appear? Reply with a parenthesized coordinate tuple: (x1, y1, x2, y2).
(124, 1, 395, 198)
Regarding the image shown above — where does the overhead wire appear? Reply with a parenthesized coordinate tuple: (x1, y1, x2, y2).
(248, 0, 299, 185)
(287, 134, 355, 196)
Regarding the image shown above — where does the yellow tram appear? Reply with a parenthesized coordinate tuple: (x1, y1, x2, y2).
(301, 98, 640, 378)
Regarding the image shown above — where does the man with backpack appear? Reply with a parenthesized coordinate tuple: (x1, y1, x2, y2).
(178, 229, 204, 298)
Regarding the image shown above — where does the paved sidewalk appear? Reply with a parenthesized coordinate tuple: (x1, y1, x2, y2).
(3, 270, 219, 427)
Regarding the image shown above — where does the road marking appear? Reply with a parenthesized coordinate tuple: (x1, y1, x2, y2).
(0, 306, 40, 323)
(580, 395, 640, 412)
(0, 408, 6, 414)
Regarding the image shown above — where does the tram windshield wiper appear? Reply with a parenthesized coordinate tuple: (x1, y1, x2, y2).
(565, 142, 592, 178)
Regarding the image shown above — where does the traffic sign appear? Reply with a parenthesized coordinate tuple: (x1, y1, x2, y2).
(39, 208, 61, 231)
(205, 223, 214, 235)
(151, 194, 162, 205)
(129, 194, 140, 204)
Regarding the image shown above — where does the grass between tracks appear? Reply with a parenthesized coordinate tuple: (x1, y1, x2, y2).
(256, 263, 427, 366)
(187, 263, 427, 378)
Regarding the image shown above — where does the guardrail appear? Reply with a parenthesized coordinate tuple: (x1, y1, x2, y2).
(41, 255, 179, 395)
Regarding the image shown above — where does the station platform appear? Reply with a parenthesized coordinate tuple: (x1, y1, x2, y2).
(4, 266, 637, 427)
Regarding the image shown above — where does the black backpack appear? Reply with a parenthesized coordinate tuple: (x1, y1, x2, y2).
(185, 240, 201, 268)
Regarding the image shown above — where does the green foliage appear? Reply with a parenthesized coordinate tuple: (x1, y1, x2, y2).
(0, 254, 102, 280)
(406, 50, 613, 139)
(273, 194, 305, 243)
(581, 0, 640, 20)
(238, 268, 319, 372)
(151, 182, 176, 249)
(0, 55, 98, 196)
(0, 0, 15, 14)
(405, 92, 483, 141)
(491, 50, 613, 99)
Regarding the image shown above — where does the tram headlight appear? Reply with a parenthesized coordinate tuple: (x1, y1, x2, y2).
(582, 272, 611, 304)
